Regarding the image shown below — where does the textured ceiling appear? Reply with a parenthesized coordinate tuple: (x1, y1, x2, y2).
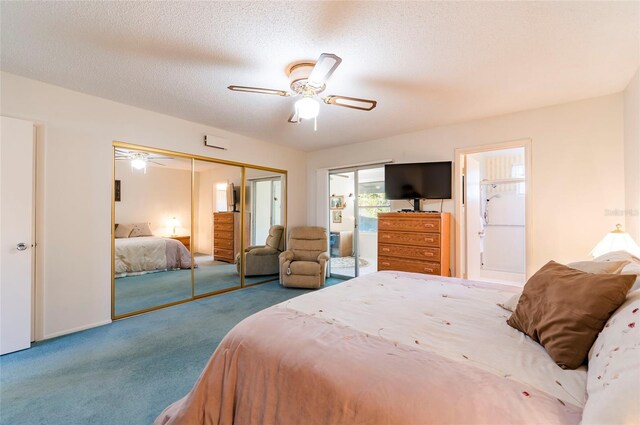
(1, 2, 639, 151)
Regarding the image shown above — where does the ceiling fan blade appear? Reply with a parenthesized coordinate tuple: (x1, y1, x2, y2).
(324, 95, 377, 111)
(307, 53, 342, 88)
(228, 85, 290, 97)
(287, 110, 300, 123)
(148, 160, 166, 166)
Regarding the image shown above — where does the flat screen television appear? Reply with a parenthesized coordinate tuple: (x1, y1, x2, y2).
(385, 161, 452, 211)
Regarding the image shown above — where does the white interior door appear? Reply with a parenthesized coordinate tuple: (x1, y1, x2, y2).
(464, 155, 482, 281)
(0, 116, 35, 355)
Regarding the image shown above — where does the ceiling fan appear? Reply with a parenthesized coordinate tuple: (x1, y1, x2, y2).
(115, 148, 171, 173)
(228, 53, 377, 129)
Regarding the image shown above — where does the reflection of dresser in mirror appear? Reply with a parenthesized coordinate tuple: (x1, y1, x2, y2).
(213, 212, 250, 263)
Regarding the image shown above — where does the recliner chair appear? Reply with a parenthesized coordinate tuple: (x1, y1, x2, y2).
(236, 225, 285, 276)
(279, 226, 329, 289)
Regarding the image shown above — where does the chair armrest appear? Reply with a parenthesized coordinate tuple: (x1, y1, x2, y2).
(317, 252, 330, 262)
(247, 246, 278, 256)
(279, 250, 294, 262)
(245, 244, 265, 252)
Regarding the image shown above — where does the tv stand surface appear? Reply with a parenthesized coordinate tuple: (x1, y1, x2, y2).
(397, 209, 439, 213)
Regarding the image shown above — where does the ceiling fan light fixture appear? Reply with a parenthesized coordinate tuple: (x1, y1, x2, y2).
(131, 158, 146, 170)
(295, 97, 320, 120)
(130, 152, 148, 172)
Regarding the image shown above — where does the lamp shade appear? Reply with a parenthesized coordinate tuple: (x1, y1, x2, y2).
(295, 97, 320, 120)
(590, 224, 640, 258)
(168, 216, 180, 236)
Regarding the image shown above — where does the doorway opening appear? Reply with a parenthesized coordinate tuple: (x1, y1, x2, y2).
(328, 166, 388, 278)
(455, 141, 531, 286)
(249, 176, 283, 246)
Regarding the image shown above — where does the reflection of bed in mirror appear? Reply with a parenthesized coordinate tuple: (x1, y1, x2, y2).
(114, 235, 192, 278)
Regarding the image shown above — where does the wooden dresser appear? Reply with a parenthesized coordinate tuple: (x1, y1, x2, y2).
(377, 212, 451, 276)
(213, 212, 250, 263)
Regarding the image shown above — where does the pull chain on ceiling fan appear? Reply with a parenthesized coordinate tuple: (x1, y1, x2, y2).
(228, 53, 377, 130)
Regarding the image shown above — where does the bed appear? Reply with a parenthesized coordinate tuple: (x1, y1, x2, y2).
(154, 268, 640, 424)
(115, 236, 192, 278)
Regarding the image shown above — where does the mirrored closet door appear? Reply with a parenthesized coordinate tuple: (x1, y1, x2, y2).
(112, 142, 287, 319)
(242, 168, 287, 285)
(113, 147, 192, 317)
(193, 160, 244, 296)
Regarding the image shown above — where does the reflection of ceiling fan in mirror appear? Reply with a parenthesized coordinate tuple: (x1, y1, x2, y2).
(228, 53, 377, 130)
(115, 148, 171, 173)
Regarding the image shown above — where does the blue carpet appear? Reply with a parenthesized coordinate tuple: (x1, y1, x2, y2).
(115, 263, 277, 316)
(0, 278, 346, 425)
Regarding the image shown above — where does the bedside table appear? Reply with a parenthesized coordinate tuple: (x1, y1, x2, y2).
(170, 235, 190, 251)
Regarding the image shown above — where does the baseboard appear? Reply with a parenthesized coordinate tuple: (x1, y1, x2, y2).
(40, 319, 112, 341)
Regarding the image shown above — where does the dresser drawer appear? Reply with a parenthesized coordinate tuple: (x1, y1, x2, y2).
(378, 231, 440, 247)
(213, 238, 233, 249)
(214, 223, 233, 234)
(378, 217, 440, 233)
(378, 244, 440, 261)
(378, 256, 441, 275)
(214, 214, 234, 223)
(213, 247, 234, 261)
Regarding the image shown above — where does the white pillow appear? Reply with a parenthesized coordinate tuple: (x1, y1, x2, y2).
(114, 223, 134, 238)
(582, 291, 640, 424)
(593, 250, 640, 264)
(498, 293, 521, 312)
(566, 260, 629, 274)
(621, 263, 640, 293)
(129, 222, 153, 237)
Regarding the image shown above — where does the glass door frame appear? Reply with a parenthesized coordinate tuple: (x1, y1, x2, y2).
(249, 176, 283, 246)
(327, 163, 386, 279)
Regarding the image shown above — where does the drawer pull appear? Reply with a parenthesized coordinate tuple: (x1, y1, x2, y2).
(382, 234, 391, 239)
(382, 247, 390, 252)
(424, 268, 434, 272)
(425, 223, 434, 227)
(425, 252, 434, 256)
(425, 238, 434, 242)
(382, 262, 390, 266)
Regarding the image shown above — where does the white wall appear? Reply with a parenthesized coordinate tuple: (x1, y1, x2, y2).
(624, 69, 640, 242)
(307, 94, 627, 277)
(115, 162, 192, 237)
(0, 72, 307, 339)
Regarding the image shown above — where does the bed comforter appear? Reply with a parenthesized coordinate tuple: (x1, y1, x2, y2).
(115, 236, 192, 277)
(155, 271, 586, 425)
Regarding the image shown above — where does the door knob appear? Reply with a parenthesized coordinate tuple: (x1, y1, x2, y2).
(16, 243, 28, 251)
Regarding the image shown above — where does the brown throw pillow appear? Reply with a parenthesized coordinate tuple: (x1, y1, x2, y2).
(507, 260, 635, 369)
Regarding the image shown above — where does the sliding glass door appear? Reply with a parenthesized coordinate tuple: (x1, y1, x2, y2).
(328, 165, 388, 279)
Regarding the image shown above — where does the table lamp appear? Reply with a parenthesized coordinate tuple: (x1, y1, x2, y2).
(590, 224, 640, 258)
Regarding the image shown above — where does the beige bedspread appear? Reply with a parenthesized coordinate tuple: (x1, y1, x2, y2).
(155, 271, 585, 425)
(115, 236, 191, 277)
